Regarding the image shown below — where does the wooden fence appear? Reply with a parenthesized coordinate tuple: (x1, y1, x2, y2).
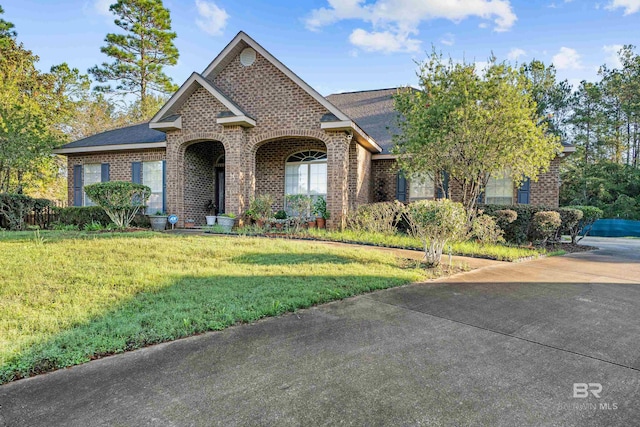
(0, 201, 66, 230)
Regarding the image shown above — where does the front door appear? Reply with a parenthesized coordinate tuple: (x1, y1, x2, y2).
(215, 167, 225, 214)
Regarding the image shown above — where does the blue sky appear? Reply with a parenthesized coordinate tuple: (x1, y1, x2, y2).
(2, 0, 639, 95)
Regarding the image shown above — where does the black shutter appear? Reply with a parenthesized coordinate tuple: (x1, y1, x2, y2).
(73, 165, 82, 206)
(437, 171, 449, 199)
(396, 172, 407, 202)
(131, 162, 142, 184)
(517, 178, 530, 204)
(101, 163, 110, 182)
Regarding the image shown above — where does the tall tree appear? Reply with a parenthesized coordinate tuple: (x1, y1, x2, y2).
(0, 5, 16, 41)
(393, 52, 561, 220)
(89, 0, 179, 119)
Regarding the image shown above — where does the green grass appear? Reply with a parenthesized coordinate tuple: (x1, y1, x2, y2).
(303, 229, 544, 262)
(0, 231, 428, 384)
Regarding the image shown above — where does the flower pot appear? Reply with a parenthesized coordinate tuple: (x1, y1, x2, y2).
(275, 222, 283, 230)
(217, 216, 235, 232)
(148, 215, 168, 231)
(307, 220, 317, 229)
(256, 219, 265, 228)
(184, 219, 195, 228)
(316, 217, 326, 229)
(205, 215, 217, 226)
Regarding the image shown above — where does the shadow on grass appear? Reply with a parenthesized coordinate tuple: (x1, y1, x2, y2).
(233, 252, 362, 266)
(1, 269, 417, 384)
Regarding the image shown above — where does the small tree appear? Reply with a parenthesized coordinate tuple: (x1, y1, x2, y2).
(404, 199, 467, 267)
(566, 205, 603, 244)
(393, 52, 561, 223)
(84, 181, 150, 229)
(531, 211, 561, 246)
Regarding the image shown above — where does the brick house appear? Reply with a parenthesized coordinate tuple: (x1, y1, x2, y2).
(54, 31, 573, 228)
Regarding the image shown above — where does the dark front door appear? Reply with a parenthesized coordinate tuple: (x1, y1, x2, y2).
(216, 167, 225, 214)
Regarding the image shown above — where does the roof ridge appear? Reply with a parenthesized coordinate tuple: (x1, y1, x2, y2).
(326, 87, 403, 97)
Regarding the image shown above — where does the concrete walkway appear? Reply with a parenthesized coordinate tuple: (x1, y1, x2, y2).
(1, 238, 639, 426)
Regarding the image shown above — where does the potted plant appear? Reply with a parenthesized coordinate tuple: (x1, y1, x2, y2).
(248, 194, 274, 229)
(313, 197, 330, 229)
(205, 200, 217, 226)
(217, 213, 236, 232)
(274, 209, 287, 230)
(148, 210, 168, 231)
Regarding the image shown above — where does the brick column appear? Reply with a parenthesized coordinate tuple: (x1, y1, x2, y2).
(223, 126, 247, 214)
(326, 132, 351, 230)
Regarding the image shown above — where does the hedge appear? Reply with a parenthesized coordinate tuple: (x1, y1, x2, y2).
(54, 206, 150, 229)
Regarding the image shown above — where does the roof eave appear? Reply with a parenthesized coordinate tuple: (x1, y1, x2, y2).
(53, 142, 167, 155)
(216, 115, 256, 128)
(320, 121, 383, 153)
(149, 116, 182, 131)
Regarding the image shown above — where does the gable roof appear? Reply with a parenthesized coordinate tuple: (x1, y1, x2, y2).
(326, 88, 400, 154)
(150, 72, 255, 128)
(201, 31, 351, 123)
(53, 122, 166, 154)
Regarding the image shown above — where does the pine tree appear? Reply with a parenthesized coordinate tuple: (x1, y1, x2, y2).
(89, 0, 179, 119)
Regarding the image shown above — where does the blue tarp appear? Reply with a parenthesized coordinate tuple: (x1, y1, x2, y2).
(589, 219, 640, 237)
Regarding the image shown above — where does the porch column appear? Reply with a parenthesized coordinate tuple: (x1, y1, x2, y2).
(223, 126, 247, 215)
(326, 132, 351, 230)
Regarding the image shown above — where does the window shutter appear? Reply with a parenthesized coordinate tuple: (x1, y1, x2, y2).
(131, 162, 142, 184)
(517, 177, 530, 204)
(478, 190, 485, 204)
(162, 160, 167, 213)
(73, 165, 83, 207)
(101, 163, 110, 182)
(396, 172, 407, 202)
(437, 171, 449, 199)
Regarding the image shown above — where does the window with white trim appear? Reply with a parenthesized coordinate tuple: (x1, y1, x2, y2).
(285, 150, 327, 198)
(486, 169, 513, 205)
(83, 164, 101, 206)
(143, 161, 164, 213)
(409, 173, 435, 200)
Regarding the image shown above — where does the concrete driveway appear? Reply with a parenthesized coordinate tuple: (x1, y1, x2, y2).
(1, 237, 639, 426)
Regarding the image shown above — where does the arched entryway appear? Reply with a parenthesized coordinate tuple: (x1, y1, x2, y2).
(183, 140, 225, 225)
(253, 137, 327, 212)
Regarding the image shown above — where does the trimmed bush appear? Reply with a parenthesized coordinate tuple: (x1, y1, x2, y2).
(404, 199, 467, 267)
(555, 207, 583, 242)
(347, 201, 405, 235)
(566, 205, 604, 244)
(0, 193, 35, 230)
(531, 211, 562, 246)
(84, 181, 151, 229)
(470, 214, 505, 244)
(54, 206, 111, 227)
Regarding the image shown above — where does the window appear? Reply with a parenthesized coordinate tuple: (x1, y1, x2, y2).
(409, 173, 435, 200)
(143, 161, 164, 213)
(285, 150, 327, 199)
(486, 170, 513, 205)
(83, 164, 102, 206)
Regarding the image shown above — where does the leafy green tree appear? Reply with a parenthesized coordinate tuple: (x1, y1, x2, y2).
(84, 181, 150, 228)
(393, 52, 561, 220)
(89, 0, 179, 119)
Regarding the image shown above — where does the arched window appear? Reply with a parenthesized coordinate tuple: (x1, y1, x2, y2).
(285, 150, 327, 199)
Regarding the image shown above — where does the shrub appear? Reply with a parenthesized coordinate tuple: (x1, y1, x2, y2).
(0, 193, 35, 230)
(494, 209, 517, 230)
(54, 206, 111, 227)
(481, 204, 550, 244)
(248, 194, 274, 220)
(84, 181, 151, 229)
(274, 210, 287, 220)
(531, 211, 561, 246)
(286, 195, 313, 230)
(566, 205, 603, 244)
(313, 196, 329, 220)
(470, 214, 505, 245)
(404, 199, 467, 267)
(555, 207, 583, 242)
(347, 201, 404, 235)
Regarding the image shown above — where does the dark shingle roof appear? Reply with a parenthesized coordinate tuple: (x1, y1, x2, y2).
(58, 122, 166, 149)
(326, 88, 401, 154)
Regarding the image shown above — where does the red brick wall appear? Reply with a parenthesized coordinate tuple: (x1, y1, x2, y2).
(530, 157, 561, 208)
(183, 141, 224, 225)
(66, 149, 166, 206)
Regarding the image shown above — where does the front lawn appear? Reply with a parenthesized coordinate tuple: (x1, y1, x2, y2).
(0, 231, 427, 383)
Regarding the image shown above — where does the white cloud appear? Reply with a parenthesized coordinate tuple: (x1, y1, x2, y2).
(305, 0, 517, 53)
(603, 44, 624, 68)
(606, 0, 640, 15)
(440, 33, 455, 46)
(195, 0, 229, 36)
(507, 47, 526, 61)
(552, 47, 583, 70)
(94, 0, 112, 17)
(349, 29, 420, 53)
